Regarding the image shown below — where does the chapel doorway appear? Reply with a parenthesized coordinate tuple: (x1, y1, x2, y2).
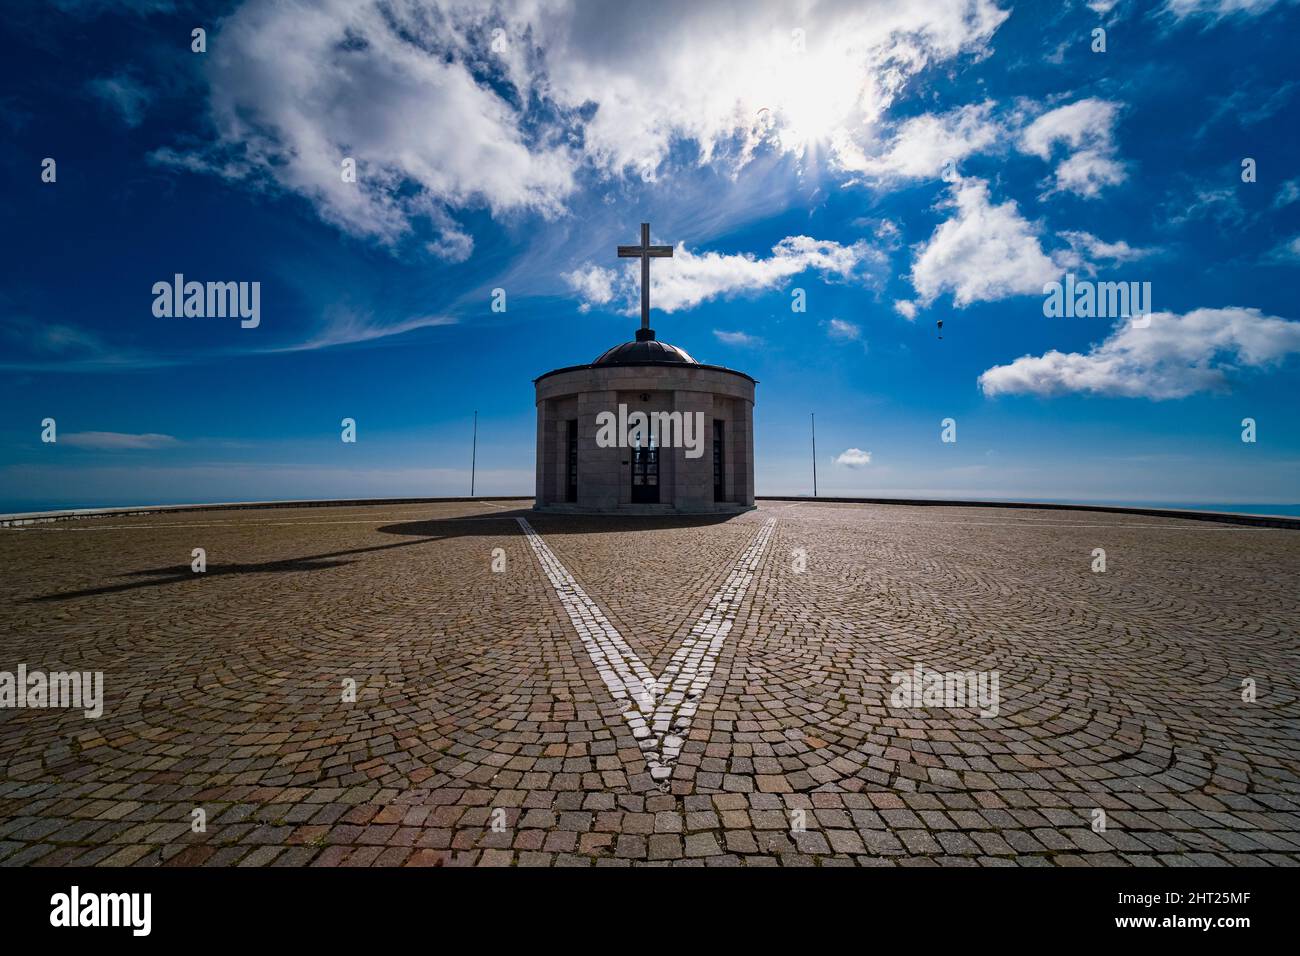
(631, 440, 659, 503)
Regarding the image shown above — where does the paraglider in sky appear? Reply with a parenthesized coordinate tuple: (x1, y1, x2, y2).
(936, 319, 943, 340)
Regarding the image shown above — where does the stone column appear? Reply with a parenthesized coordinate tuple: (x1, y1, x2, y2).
(577, 389, 619, 511)
(717, 397, 733, 504)
(535, 399, 554, 507)
(732, 398, 755, 506)
(672, 389, 714, 511)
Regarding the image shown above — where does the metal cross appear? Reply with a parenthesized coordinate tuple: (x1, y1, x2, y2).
(617, 222, 673, 332)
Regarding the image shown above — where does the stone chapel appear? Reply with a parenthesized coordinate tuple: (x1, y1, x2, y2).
(533, 223, 756, 513)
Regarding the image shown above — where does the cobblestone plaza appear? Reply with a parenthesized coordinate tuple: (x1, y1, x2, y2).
(1, 499, 1297, 867)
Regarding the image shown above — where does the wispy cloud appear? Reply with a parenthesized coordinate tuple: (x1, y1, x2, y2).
(265, 308, 458, 353)
(0, 317, 167, 372)
(1160, 0, 1296, 24)
(713, 330, 763, 347)
(86, 73, 151, 128)
(148, 145, 255, 181)
(1266, 235, 1300, 263)
(1163, 184, 1247, 228)
(567, 235, 884, 315)
(1274, 178, 1300, 208)
(826, 318, 862, 341)
(60, 432, 180, 450)
(51, 0, 176, 17)
(1195, 79, 1296, 138)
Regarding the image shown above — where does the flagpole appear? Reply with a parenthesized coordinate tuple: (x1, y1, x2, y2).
(471, 411, 478, 497)
(811, 412, 817, 498)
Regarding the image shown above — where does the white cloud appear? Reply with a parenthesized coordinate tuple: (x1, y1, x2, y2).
(904, 180, 1158, 310)
(193, 0, 577, 250)
(536, 0, 1009, 173)
(562, 265, 617, 312)
(1018, 98, 1126, 198)
(835, 448, 873, 468)
(1019, 99, 1117, 159)
(61, 432, 180, 450)
(827, 318, 862, 340)
(567, 235, 883, 314)
(837, 95, 1130, 198)
(425, 224, 474, 263)
(872, 219, 903, 247)
(165, 0, 1011, 253)
(979, 306, 1300, 399)
(1051, 149, 1126, 198)
(713, 330, 763, 347)
(832, 101, 1001, 181)
(908, 177, 1058, 307)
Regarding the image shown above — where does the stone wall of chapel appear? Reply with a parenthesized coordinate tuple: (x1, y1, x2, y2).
(534, 364, 755, 511)
(536, 365, 755, 405)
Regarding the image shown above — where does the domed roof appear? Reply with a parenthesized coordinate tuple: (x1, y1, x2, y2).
(534, 323, 755, 385)
(593, 337, 698, 366)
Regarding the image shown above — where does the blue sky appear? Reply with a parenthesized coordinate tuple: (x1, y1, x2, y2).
(2, 0, 1299, 512)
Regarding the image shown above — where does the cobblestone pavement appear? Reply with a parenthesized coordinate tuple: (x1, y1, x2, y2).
(1, 500, 1297, 867)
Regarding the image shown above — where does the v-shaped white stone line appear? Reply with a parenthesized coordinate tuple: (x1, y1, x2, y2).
(517, 516, 777, 782)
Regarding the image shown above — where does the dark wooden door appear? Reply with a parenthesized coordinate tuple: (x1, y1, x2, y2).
(631, 444, 659, 503)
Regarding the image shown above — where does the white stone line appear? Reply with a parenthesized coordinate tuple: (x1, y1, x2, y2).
(516, 518, 658, 741)
(647, 518, 777, 771)
(517, 516, 777, 782)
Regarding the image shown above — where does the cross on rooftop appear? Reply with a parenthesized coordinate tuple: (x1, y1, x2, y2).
(618, 222, 673, 341)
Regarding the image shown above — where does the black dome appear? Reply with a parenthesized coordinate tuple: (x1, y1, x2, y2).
(593, 337, 697, 366)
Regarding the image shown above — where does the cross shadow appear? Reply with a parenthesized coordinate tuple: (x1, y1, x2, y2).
(25, 507, 747, 603)
(24, 535, 451, 603)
